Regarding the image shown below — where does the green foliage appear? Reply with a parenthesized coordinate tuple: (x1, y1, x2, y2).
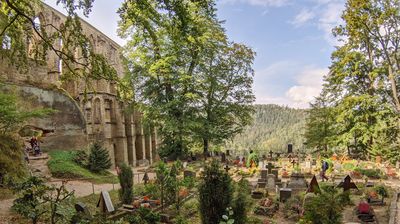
(12, 176, 74, 224)
(374, 185, 388, 201)
(199, 160, 233, 224)
(124, 207, 160, 224)
(354, 168, 384, 179)
(47, 150, 117, 183)
(219, 207, 235, 224)
(0, 0, 118, 91)
(119, 0, 255, 158)
(0, 90, 54, 134)
(302, 186, 345, 224)
(73, 149, 89, 168)
(88, 142, 112, 173)
(0, 133, 26, 184)
(118, 163, 133, 204)
(232, 179, 250, 224)
(225, 104, 307, 153)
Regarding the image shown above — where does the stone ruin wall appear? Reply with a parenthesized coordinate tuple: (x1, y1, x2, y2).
(0, 3, 157, 167)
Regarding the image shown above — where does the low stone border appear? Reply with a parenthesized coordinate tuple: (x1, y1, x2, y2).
(388, 191, 399, 224)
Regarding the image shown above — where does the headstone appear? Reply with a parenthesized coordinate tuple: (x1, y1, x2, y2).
(287, 173, 307, 189)
(260, 169, 268, 180)
(287, 144, 293, 154)
(271, 169, 279, 178)
(224, 165, 230, 173)
(142, 171, 149, 184)
(97, 191, 115, 213)
(279, 188, 292, 202)
(183, 161, 188, 169)
(269, 150, 273, 159)
(306, 175, 320, 193)
(221, 153, 226, 163)
(75, 202, 91, 215)
(184, 170, 196, 178)
(267, 174, 276, 189)
(305, 161, 311, 173)
(226, 150, 230, 156)
(337, 175, 358, 191)
(259, 161, 265, 169)
(266, 162, 274, 174)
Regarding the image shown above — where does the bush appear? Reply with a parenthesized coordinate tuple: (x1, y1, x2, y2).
(118, 163, 133, 204)
(232, 178, 250, 224)
(124, 207, 160, 224)
(73, 149, 89, 168)
(88, 142, 112, 173)
(354, 168, 384, 179)
(302, 186, 344, 224)
(0, 134, 26, 185)
(199, 160, 233, 224)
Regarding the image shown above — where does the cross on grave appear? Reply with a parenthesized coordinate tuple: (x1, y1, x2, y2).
(224, 165, 230, 173)
(265, 162, 275, 174)
(337, 175, 358, 191)
(143, 171, 149, 185)
(269, 150, 273, 158)
(291, 159, 297, 168)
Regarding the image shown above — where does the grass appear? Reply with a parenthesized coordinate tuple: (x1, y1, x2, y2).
(47, 150, 118, 184)
(77, 189, 121, 214)
(0, 188, 14, 200)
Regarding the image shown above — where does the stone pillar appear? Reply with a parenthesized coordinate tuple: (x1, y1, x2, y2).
(135, 113, 146, 165)
(151, 129, 158, 162)
(144, 129, 153, 164)
(113, 102, 128, 165)
(125, 113, 136, 166)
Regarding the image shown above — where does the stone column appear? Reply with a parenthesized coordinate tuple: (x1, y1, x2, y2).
(135, 113, 146, 165)
(113, 102, 128, 165)
(144, 129, 153, 164)
(125, 113, 136, 166)
(151, 128, 158, 162)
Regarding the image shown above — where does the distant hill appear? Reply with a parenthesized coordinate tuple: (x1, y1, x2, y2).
(224, 104, 308, 155)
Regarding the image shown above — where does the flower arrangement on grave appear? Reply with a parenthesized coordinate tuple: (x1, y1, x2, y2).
(246, 150, 259, 168)
(254, 197, 279, 217)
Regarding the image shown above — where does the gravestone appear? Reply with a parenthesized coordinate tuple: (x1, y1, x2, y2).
(259, 161, 265, 169)
(279, 188, 292, 202)
(97, 191, 115, 213)
(287, 173, 307, 190)
(304, 161, 311, 173)
(337, 175, 358, 191)
(221, 153, 226, 163)
(271, 169, 279, 178)
(143, 171, 149, 184)
(184, 170, 196, 178)
(183, 161, 188, 169)
(266, 162, 275, 174)
(226, 150, 230, 156)
(306, 175, 320, 193)
(260, 169, 268, 180)
(224, 165, 230, 173)
(287, 144, 293, 154)
(267, 174, 276, 189)
(269, 150, 273, 159)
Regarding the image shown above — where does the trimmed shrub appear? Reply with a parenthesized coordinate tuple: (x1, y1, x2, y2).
(88, 142, 111, 173)
(118, 163, 133, 204)
(199, 160, 233, 224)
(232, 178, 250, 224)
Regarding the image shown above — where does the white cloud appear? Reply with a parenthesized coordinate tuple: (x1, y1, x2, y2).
(254, 64, 328, 109)
(285, 66, 328, 108)
(290, 9, 315, 27)
(220, 0, 291, 7)
(289, 0, 345, 46)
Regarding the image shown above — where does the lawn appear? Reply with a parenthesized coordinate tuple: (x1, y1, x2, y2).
(47, 150, 118, 184)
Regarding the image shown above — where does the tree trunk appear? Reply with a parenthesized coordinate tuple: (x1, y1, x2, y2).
(203, 138, 209, 159)
(388, 66, 400, 112)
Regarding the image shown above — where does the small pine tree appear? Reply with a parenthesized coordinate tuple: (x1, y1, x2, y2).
(118, 163, 133, 204)
(199, 160, 233, 224)
(232, 178, 250, 224)
(88, 142, 112, 173)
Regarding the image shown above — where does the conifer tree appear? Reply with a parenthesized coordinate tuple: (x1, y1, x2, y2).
(118, 163, 133, 204)
(198, 160, 233, 224)
(88, 142, 111, 173)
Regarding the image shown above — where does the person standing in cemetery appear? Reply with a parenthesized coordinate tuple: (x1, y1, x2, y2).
(321, 159, 329, 181)
(246, 150, 259, 168)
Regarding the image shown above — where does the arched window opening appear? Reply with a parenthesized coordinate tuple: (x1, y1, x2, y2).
(93, 98, 102, 124)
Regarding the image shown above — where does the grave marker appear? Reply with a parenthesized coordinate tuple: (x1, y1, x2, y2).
(97, 191, 115, 213)
(337, 175, 358, 191)
(267, 174, 276, 189)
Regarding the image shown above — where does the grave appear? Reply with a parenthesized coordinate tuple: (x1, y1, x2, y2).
(337, 175, 358, 191)
(97, 191, 115, 213)
(287, 172, 307, 191)
(267, 174, 276, 189)
(306, 175, 320, 193)
(279, 188, 292, 202)
(184, 170, 196, 178)
(221, 153, 226, 163)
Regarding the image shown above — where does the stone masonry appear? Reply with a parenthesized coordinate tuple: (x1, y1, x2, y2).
(0, 3, 157, 167)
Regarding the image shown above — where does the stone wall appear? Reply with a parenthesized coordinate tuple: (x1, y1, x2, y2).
(0, 3, 158, 167)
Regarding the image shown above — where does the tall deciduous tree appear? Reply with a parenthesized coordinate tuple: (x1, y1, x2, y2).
(196, 42, 255, 154)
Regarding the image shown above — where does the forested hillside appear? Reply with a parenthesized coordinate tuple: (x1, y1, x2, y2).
(224, 104, 307, 155)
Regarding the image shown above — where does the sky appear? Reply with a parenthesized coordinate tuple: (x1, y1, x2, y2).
(45, 0, 346, 108)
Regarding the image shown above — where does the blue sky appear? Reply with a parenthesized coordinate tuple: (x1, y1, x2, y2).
(45, 0, 346, 108)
